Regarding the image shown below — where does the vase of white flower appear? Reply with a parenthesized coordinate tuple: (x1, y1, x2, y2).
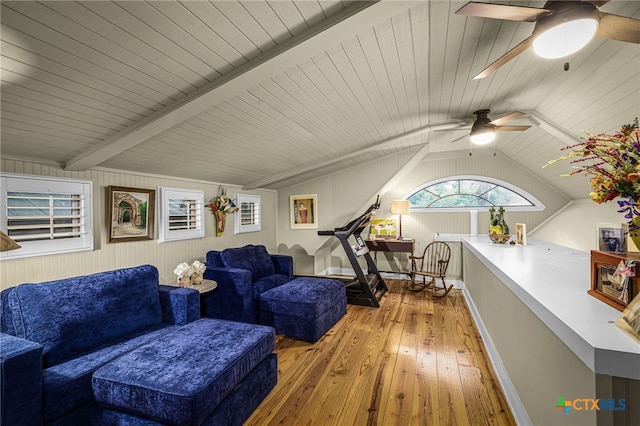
(174, 262, 193, 287)
(191, 260, 206, 284)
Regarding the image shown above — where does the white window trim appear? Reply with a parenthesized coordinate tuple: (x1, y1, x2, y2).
(235, 194, 261, 234)
(1, 172, 94, 260)
(157, 187, 205, 243)
(403, 175, 545, 213)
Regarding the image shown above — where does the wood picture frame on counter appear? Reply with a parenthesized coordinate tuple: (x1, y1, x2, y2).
(589, 250, 640, 311)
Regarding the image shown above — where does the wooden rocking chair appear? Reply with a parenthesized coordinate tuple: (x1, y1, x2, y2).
(408, 241, 453, 297)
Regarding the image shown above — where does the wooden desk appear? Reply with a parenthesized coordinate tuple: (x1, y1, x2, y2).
(365, 239, 414, 273)
(365, 239, 414, 253)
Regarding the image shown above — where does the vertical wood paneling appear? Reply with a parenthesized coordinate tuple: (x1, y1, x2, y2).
(281, 147, 568, 275)
(1, 1, 639, 205)
(0, 159, 277, 290)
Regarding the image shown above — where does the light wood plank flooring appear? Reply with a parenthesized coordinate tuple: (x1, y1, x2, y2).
(246, 279, 516, 425)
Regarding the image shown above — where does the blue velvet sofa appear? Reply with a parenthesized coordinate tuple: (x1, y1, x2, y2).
(0, 264, 277, 425)
(203, 244, 294, 323)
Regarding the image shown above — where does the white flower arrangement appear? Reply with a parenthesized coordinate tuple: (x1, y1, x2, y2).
(174, 262, 193, 279)
(191, 260, 206, 275)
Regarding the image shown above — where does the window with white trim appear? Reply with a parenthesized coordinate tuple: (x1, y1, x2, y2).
(1, 173, 93, 260)
(157, 187, 205, 243)
(405, 175, 545, 212)
(235, 194, 261, 234)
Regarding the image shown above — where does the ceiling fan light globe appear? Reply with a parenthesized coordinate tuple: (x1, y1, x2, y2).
(532, 4, 600, 59)
(470, 129, 495, 145)
(533, 19, 598, 59)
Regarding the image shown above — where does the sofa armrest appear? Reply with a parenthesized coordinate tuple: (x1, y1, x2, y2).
(1, 333, 43, 425)
(271, 254, 293, 278)
(202, 267, 254, 323)
(158, 285, 200, 325)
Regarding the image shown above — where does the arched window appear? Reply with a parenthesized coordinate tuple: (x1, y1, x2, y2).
(405, 175, 544, 212)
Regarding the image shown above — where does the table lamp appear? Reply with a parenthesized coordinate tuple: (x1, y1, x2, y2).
(390, 200, 410, 240)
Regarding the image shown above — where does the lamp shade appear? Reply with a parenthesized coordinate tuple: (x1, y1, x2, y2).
(390, 200, 410, 216)
(532, 3, 600, 59)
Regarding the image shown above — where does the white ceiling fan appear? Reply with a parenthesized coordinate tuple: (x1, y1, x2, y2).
(457, 1, 640, 79)
(445, 110, 531, 145)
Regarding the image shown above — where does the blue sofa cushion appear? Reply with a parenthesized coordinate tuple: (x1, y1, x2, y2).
(42, 324, 177, 422)
(92, 318, 276, 425)
(6, 265, 162, 366)
(221, 245, 275, 280)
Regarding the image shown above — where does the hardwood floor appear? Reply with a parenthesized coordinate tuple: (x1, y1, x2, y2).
(246, 279, 516, 425)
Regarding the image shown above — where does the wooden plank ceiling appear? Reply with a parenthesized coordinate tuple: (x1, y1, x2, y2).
(1, 1, 639, 195)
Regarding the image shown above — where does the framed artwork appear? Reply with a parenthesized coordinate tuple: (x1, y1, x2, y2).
(615, 292, 640, 343)
(596, 223, 627, 253)
(108, 186, 155, 243)
(290, 194, 317, 229)
(369, 218, 397, 238)
(515, 223, 527, 245)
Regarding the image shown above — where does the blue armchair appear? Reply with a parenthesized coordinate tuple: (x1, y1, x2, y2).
(203, 244, 294, 323)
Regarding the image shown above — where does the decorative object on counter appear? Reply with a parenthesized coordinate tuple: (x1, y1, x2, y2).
(595, 223, 627, 253)
(545, 118, 640, 248)
(515, 223, 527, 245)
(207, 188, 238, 236)
(488, 206, 510, 243)
(174, 262, 193, 286)
(191, 260, 206, 284)
(615, 293, 640, 344)
(589, 250, 640, 311)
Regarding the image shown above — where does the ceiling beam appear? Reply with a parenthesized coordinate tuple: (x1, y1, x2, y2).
(525, 111, 581, 146)
(243, 120, 467, 189)
(64, 0, 421, 172)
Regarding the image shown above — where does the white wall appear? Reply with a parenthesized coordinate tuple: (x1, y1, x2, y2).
(530, 199, 638, 253)
(0, 158, 278, 289)
(276, 148, 570, 277)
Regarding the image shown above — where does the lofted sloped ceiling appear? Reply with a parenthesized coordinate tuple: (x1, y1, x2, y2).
(1, 1, 639, 194)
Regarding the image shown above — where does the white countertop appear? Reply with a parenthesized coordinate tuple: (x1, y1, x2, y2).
(462, 235, 640, 379)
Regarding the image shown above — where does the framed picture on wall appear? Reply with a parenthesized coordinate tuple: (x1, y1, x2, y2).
(596, 223, 627, 253)
(290, 194, 318, 229)
(108, 186, 156, 243)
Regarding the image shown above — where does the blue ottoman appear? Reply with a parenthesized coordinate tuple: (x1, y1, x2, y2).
(260, 277, 347, 342)
(92, 318, 277, 425)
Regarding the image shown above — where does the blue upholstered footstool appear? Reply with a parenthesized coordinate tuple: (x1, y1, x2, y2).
(259, 277, 347, 342)
(92, 318, 277, 425)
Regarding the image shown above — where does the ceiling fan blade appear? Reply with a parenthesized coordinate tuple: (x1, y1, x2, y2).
(450, 133, 469, 144)
(597, 13, 640, 44)
(490, 111, 526, 126)
(455, 2, 549, 23)
(473, 36, 533, 79)
(494, 125, 531, 132)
